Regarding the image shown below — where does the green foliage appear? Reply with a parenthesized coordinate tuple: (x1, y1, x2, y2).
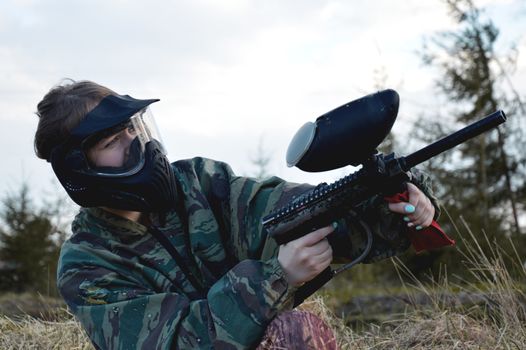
(409, 0, 526, 278)
(0, 184, 63, 296)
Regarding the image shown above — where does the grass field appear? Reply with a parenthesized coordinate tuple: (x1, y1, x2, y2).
(1, 225, 525, 349)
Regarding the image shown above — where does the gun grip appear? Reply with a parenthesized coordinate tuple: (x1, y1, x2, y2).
(293, 266, 334, 307)
(383, 180, 409, 197)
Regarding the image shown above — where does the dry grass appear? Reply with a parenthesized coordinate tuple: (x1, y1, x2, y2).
(0, 312, 92, 350)
(0, 292, 67, 321)
(301, 214, 526, 349)
(347, 311, 507, 349)
(301, 294, 518, 349)
(1, 217, 525, 349)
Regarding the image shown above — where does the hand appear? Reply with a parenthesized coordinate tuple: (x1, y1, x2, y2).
(388, 183, 435, 230)
(277, 225, 334, 287)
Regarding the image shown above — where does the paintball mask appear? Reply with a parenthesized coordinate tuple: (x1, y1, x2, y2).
(50, 94, 178, 212)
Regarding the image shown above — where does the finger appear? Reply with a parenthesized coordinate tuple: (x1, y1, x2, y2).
(406, 183, 436, 226)
(305, 238, 331, 257)
(317, 244, 333, 262)
(388, 200, 429, 228)
(405, 206, 425, 227)
(407, 183, 425, 208)
(409, 202, 426, 223)
(410, 193, 432, 222)
(416, 206, 434, 227)
(406, 183, 420, 201)
(407, 184, 434, 215)
(387, 184, 422, 214)
(388, 201, 414, 214)
(311, 246, 333, 270)
(421, 213, 434, 228)
(410, 203, 435, 228)
(299, 225, 335, 247)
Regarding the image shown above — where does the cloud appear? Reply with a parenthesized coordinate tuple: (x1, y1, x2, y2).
(0, 0, 525, 198)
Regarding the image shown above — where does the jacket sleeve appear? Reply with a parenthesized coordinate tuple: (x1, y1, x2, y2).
(57, 240, 296, 350)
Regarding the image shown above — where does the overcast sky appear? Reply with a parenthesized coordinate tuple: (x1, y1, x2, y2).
(1, 0, 525, 206)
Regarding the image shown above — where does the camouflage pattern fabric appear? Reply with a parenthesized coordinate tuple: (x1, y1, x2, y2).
(57, 157, 439, 349)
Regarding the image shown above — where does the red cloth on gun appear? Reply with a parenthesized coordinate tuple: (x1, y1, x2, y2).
(384, 191, 455, 253)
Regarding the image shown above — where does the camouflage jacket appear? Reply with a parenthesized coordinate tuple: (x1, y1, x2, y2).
(57, 157, 439, 350)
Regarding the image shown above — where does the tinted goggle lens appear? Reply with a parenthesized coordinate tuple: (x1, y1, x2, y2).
(65, 107, 165, 177)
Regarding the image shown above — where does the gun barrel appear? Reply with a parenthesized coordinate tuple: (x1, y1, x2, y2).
(403, 110, 506, 170)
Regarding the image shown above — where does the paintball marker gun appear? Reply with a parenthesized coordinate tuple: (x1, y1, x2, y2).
(262, 89, 506, 306)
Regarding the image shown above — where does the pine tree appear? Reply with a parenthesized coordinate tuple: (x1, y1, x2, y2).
(250, 136, 273, 181)
(0, 184, 62, 295)
(405, 0, 526, 279)
(418, 0, 525, 236)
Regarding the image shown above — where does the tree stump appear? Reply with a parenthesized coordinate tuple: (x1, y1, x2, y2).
(257, 310, 338, 350)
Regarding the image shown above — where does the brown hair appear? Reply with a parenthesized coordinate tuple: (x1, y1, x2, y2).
(34, 79, 117, 161)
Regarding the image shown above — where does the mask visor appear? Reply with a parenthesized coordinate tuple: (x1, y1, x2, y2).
(130, 107, 166, 155)
(66, 106, 166, 178)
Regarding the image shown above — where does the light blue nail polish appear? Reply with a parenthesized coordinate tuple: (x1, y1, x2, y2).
(416, 225, 422, 230)
(404, 204, 415, 213)
(403, 216, 410, 222)
(332, 221, 338, 229)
